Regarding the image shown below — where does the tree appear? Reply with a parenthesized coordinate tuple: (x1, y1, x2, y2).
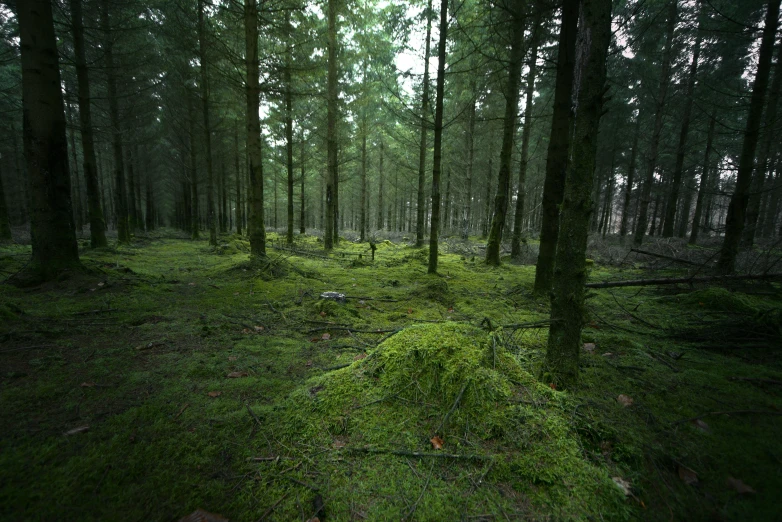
(198, 0, 217, 246)
(245, 0, 266, 256)
(17, 0, 81, 279)
(546, 0, 613, 387)
(533, 0, 579, 294)
(416, 0, 434, 248)
(486, 0, 526, 266)
(325, 0, 339, 250)
(428, 0, 449, 274)
(71, 0, 108, 248)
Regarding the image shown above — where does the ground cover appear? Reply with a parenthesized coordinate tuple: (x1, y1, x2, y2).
(1, 230, 780, 521)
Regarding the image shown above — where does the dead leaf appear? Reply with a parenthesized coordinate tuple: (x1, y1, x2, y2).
(727, 476, 756, 494)
(617, 394, 634, 407)
(691, 419, 710, 432)
(602, 352, 614, 357)
(305, 518, 320, 522)
(678, 465, 698, 485)
(178, 509, 229, 522)
(583, 342, 596, 353)
(228, 356, 237, 361)
(319, 311, 327, 317)
(242, 328, 250, 334)
(407, 308, 413, 314)
(305, 360, 313, 367)
(549, 382, 557, 391)
(310, 337, 320, 343)
(430, 435, 444, 450)
(64, 425, 90, 436)
(447, 307, 454, 313)
(612, 476, 632, 496)
(254, 325, 264, 332)
(354, 353, 367, 361)
(188, 282, 196, 286)
(80, 382, 95, 388)
(233, 292, 240, 296)
(97, 282, 104, 287)
(227, 371, 249, 378)
(321, 333, 331, 340)
(207, 391, 222, 398)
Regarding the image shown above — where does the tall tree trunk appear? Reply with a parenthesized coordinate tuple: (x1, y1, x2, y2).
(300, 132, 306, 234)
(634, 0, 677, 245)
(444, 166, 451, 231)
(511, 23, 540, 259)
(221, 162, 228, 232)
(127, 147, 138, 231)
(377, 140, 385, 229)
(285, 28, 295, 244)
(690, 114, 715, 244)
(145, 155, 155, 231)
(188, 93, 200, 239)
(619, 115, 641, 243)
(325, 0, 339, 250)
(427, 0, 449, 274)
(463, 91, 476, 239)
(234, 120, 242, 235)
(245, 0, 266, 256)
(743, 44, 782, 247)
(198, 0, 217, 246)
(416, 0, 434, 247)
(483, 141, 493, 239)
(718, 0, 781, 272)
(762, 166, 781, 238)
(533, 0, 579, 294)
(546, 0, 612, 387)
(663, 6, 702, 237)
(71, 0, 107, 247)
(100, 0, 130, 244)
(66, 103, 84, 232)
(486, 1, 526, 265)
(18, 0, 81, 277)
(0, 164, 12, 240)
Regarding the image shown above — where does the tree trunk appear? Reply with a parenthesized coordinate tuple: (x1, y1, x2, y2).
(0, 164, 12, 240)
(427, 0, 449, 274)
(619, 115, 641, 243)
(66, 103, 84, 232)
(18, 0, 81, 277)
(127, 147, 138, 232)
(546, 0, 612, 387)
(377, 139, 385, 230)
(511, 23, 540, 259)
(234, 120, 242, 235)
(285, 29, 295, 244)
(325, 0, 339, 250)
(71, 0, 107, 248)
(198, 0, 217, 246)
(100, 0, 130, 244)
(689, 114, 715, 244)
(718, 0, 781, 272)
(633, 0, 677, 245)
(743, 43, 782, 247)
(188, 93, 200, 239)
(533, 0, 579, 294)
(416, 0, 434, 247)
(300, 132, 306, 234)
(486, 1, 526, 266)
(245, 0, 266, 256)
(463, 91, 476, 239)
(663, 5, 701, 237)
(444, 166, 451, 231)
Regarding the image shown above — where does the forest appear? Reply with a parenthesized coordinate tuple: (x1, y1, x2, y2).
(1, 0, 782, 519)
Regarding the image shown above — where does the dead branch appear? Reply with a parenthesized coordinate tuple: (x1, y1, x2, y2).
(630, 248, 700, 266)
(727, 377, 782, 386)
(345, 447, 491, 460)
(308, 326, 398, 334)
(586, 273, 782, 289)
(672, 410, 782, 425)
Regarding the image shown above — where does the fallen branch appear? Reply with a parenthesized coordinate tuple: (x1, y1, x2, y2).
(586, 273, 782, 289)
(672, 410, 782, 425)
(345, 447, 490, 460)
(435, 381, 470, 435)
(308, 326, 398, 334)
(256, 491, 290, 522)
(630, 248, 700, 266)
(344, 296, 399, 302)
(501, 320, 551, 330)
(246, 403, 264, 430)
(72, 308, 117, 316)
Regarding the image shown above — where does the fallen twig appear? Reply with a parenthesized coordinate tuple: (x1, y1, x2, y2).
(345, 447, 490, 460)
(308, 326, 398, 334)
(436, 381, 470, 435)
(728, 377, 782, 386)
(586, 272, 782, 289)
(256, 491, 290, 522)
(672, 410, 782, 425)
(405, 459, 435, 520)
(72, 308, 117, 316)
(630, 248, 700, 266)
(246, 403, 264, 430)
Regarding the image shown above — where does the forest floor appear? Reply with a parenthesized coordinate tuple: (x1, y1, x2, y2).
(1, 229, 781, 521)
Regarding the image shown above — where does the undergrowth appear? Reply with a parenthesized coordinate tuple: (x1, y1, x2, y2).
(0, 230, 780, 521)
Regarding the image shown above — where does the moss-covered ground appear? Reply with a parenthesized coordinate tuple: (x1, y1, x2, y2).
(1, 230, 780, 521)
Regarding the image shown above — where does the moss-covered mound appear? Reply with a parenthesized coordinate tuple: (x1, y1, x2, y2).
(270, 323, 628, 519)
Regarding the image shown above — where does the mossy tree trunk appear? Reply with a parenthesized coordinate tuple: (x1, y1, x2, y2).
(416, 0, 433, 247)
(71, 0, 107, 248)
(633, 0, 676, 246)
(533, 0, 578, 295)
(462, 90, 476, 239)
(377, 140, 385, 230)
(0, 164, 12, 240)
(427, 0, 449, 274)
(285, 20, 295, 244)
(486, 0, 526, 266)
(100, 0, 130, 244)
(245, 0, 266, 256)
(18, 0, 81, 278)
(546, 0, 612, 388)
(198, 0, 217, 246)
(234, 120, 242, 236)
(511, 21, 540, 259)
(300, 132, 306, 234)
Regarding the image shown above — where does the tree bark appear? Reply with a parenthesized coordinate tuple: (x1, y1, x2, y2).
(428, 0, 449, 274)
(285, 23, 295, 244)
(486, 1, 526, 266)
(718, 0, 781, 273)
(0, 163, 12, 240)
(325, 0, 339, 250)
(234, 120, 242, 236)
(100, 0, 130, 244)
(633, 0, 677, 245)
(71, 0, 107, 248)
(188, 93, 200, 239)
(198, 0, 217, 246)
(416, 0, 434, 247)
(377, 139, 385, 230)
(511, 22, 540, 259)
(462, 91, 476, 239)
(546, 0, 612, 387)
(18, 0, 81, 277)
(689, 114, 715, 245)
(245, 0, 266, 256)
(533, 0, 579, 294)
